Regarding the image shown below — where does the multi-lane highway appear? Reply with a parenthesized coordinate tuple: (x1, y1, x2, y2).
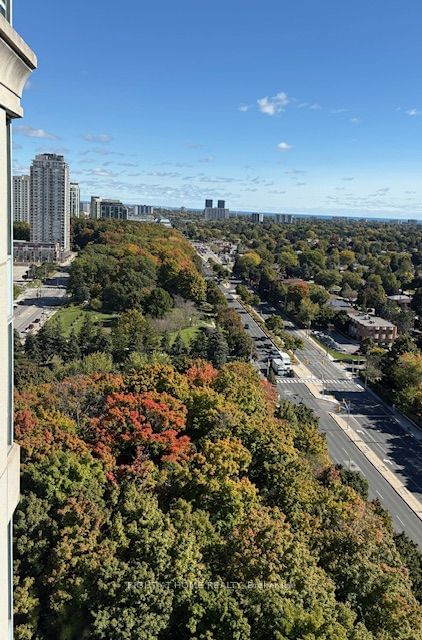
(220, 280, 422, 546)
(14, 270, 69, 336)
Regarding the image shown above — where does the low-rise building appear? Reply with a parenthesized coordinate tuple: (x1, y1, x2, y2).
(387, 294, 412, 308)
(13, 240, 68, 264)
(346, 310, 397, 347)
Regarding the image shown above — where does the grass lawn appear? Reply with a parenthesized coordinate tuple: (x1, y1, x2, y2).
(51, 305, 117, 336)
(169, 321, 212, 346)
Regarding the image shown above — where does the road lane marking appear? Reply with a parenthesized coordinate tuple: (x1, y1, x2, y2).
(376, 490, 384, 499)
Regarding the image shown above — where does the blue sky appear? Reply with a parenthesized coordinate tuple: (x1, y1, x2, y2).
(12, 0, 422, 218)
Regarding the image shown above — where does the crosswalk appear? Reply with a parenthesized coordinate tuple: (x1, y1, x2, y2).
(277, 377, 362, 389)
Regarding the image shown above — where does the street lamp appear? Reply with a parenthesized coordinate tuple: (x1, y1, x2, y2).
(343, 399, 351, 430)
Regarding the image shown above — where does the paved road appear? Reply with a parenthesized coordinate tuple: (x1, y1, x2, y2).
(258, 300, 422, 501)
(14, 270, 69, 336)
(220, 281, 422, 547)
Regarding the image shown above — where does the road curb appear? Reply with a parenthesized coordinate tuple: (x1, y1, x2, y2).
(330, 412, 422, 522)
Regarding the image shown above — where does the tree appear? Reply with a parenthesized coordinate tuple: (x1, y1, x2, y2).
(391, 352, 422, 418)
(277, 250, 299, 272)
(146, 287, 174, 318)
(315, 270, 342, 289)
(297, 298, 319, 327)
(365, 348, 384, 384)
(190, 328, 209, 359)
(341, 271, 363, 291)
(34, 320, 66, 362)
(281, 333, 304, 353)
(206, 280, 227, 309)
(265, 315, 284, 335)
(337, 466, 369, 500)
(171, 333, 187, 357)
(13, 221, 30, 241)
(78, 315, 98, 356)
(411, 288, 422, 316)
(394, 532, 422, 603)
(111, 309, 160, 361)
(207, 330, 229, 367)
(341, 283, 356, 302)
(309, 284, 330, 305)
(339, 249, 356, 266)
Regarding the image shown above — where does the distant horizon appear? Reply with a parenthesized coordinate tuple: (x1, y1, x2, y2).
(13, 0, 422, 220)
(77, 198, 422, 222)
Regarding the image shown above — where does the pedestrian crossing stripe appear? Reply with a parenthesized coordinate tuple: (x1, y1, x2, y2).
(277, 377, 356, 385)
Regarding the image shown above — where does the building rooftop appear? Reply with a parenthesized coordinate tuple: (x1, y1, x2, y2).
(328, 297, 352, 309)
(387, 294, 412, 303)
(347, 310, 396, 328)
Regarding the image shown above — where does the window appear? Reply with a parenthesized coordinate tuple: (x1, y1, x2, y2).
(0, 0, 10, 21)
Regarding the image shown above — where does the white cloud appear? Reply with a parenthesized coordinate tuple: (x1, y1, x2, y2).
(331, 108, 348, 114)
(277, 141, 293, 151)
(15, 125, 59, 140)
(285, 168, 305, 175)
(83, 133, 113, 143)
(85, 167, 119, 177)
(350, 117, 361, 124)
(309, 103, 321, 110)
(406, 108, 421, 117)
(147, 170, 180, 178)
(198, 155, 214, 163)
(257, 92, 289, 115)
(371, 187, 390, 196)
(238, 104, 251, 112)
(342, 177, 355, 181)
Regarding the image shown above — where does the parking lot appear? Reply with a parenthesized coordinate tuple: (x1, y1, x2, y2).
(313, 329, 359, 354)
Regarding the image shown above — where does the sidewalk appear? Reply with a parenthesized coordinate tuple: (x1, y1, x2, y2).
(331, 412, 422, 521)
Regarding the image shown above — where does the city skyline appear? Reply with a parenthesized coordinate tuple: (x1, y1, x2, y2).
(12, 0, 422, 219)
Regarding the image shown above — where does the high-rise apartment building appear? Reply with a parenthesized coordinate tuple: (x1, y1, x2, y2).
(90, 196, 101, 219)
(204, 198, 229, 220)
(70, 182, 80, 218)
(30, 154, 70, 251)
(251, 212, 264, 223)
(89, 196, 128, 220)
(274, 213, 294, 224)
(12, 175, 30, 223)
(0, 4, 36, 638)
(139, 204, 154, 215)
